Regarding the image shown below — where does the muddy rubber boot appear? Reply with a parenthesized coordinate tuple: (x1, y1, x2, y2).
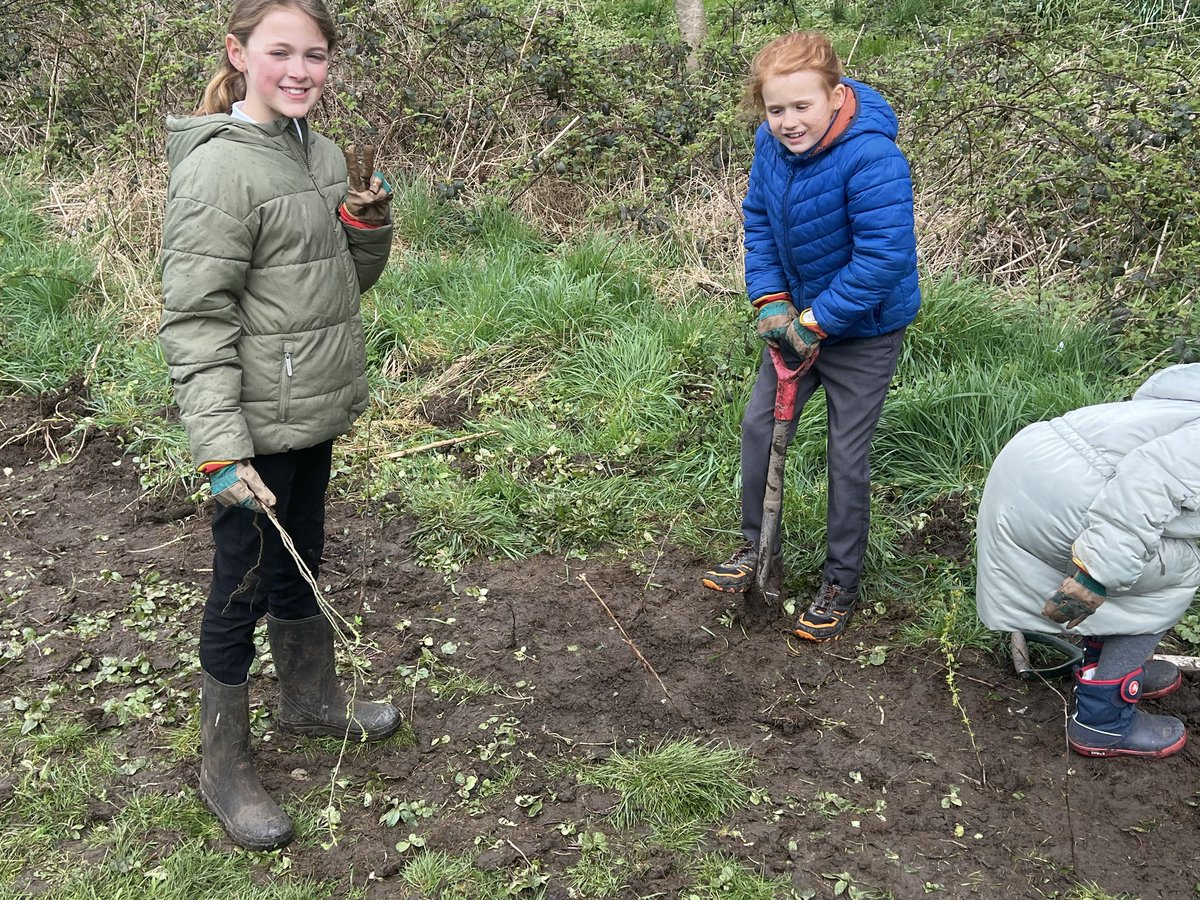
(1067, 664, 1187, 759)
(199, 672, 294, 850)
(1081, 637, 1181, 700)
(267, 613, 402, 741)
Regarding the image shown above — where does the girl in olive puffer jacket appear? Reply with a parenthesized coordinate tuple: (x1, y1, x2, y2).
(159, 0, 400, 852)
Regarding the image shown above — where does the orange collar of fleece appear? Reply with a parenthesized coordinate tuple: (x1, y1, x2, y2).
(809, 84, 858, 156)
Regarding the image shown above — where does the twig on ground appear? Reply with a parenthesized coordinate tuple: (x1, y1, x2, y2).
(896, 648, 1025, 701)
(129, 534, 189, 553)
(642, 512, 681, 592)
(381, 430, 498, 460)
(578, 573, 671, 702)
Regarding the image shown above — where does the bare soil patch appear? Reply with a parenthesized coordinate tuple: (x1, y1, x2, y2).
(2, 392, 1199, 898)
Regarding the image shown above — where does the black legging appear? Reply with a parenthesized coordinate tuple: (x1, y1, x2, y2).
(199, 440, 332, 684)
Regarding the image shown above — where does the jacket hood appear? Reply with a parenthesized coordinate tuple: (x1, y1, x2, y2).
(1132, 363, 1200, 403)
(165, 114, 306, 172)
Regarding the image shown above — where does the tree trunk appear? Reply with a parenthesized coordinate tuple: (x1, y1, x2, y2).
(674, 0, 706, 71)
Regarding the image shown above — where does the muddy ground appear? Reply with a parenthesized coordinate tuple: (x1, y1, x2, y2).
(2, 389, 1199, 899)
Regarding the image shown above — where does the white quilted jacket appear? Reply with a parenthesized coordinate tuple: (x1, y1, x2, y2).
(976, 364, 1200, 635)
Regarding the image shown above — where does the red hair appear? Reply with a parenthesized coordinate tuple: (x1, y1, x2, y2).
(744, 32, 844, 115)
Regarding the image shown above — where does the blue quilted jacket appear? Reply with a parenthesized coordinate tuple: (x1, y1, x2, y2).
(743, 78, 920, 342)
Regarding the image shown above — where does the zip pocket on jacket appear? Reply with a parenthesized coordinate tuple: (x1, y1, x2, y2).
(279, 341, 295, 423)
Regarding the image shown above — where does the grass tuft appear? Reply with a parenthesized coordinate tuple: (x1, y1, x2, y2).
(583, 738, 753, 830)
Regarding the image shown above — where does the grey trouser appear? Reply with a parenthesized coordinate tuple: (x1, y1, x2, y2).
(740, 329, 905, 593)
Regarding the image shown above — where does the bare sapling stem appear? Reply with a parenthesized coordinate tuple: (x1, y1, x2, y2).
(381, 430, 498, 460)
(578, 573, 671, 702)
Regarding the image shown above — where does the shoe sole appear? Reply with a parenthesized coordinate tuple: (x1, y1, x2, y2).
(1068, 730, 1187, 759)
(279, 717, 404, 742)
(791, 628, 845, 642)
(792, 612, 854, 643)
(701, 577, 749, 594)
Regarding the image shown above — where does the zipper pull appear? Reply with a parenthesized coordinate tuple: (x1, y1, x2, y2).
(284, 351, 293, 377)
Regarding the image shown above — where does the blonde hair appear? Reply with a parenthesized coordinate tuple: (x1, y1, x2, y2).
(743, 32, 844, 116)
(197, 0, 337, 116)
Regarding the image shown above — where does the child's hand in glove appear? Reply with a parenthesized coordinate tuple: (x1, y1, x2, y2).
(1042, 568, 1107, 628)
(342, 143, 392, 227)
(209, 461, 276, 513)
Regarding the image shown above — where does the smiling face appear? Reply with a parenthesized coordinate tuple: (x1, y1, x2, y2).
(761, 69, 846, 154)
(226, 5, 329, 122)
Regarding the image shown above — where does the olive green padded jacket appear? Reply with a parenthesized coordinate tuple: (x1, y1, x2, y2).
(159, 114, 392, 466)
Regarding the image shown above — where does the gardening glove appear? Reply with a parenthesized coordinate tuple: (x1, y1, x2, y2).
(782, 308, 824, 363)
(209, 461, 276, 513)
(754, 292, 798, 344)
(1042, 567, 1107, 628)
(341, 143, 392, 227)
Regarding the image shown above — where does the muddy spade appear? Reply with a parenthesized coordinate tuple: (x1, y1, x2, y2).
(748, 345, 813, 608)
(1011, 630, 1200, 680)
(1010, 631, 1082, 680)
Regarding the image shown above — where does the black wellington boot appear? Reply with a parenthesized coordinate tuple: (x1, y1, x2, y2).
(1067, 664, 1187, 759)
(267, 613, 402, 741)
(199, 672, 294, 850)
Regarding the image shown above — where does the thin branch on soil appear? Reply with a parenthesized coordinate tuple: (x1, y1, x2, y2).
(577, 573, 672, 702)
(0, 422, 40, 451)
(1030, 670, 1080, 872)
(896, 648, 1025, 701)
(505, 598, 518, 648)
(642, 512, 681, 592)
(129, 535, 188, 553)
(380, 430, 498, 460)
(543, 731, 618, 747)
(354, 419, 383, 619)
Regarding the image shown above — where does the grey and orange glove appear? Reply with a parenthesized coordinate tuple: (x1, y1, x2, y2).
(1042, 567, 1107, 628)
(340, 143, 392, 228)
(204, 461, 276, 513)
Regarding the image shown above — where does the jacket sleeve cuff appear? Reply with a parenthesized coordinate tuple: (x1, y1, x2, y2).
(1073, 569, 1107, 597)
(339, 203, 384, 229)
(799, 308, 827, 339)
(751, 291, 791, 309)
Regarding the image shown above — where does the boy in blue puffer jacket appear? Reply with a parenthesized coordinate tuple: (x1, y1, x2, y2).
(701, 32, 920, 642)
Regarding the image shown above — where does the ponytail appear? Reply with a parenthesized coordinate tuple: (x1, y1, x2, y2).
(197, 62, 246, 116)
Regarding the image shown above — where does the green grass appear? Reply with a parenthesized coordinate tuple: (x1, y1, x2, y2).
(0, 726, 347, 899)
(0, 176, 104, 394)
(688, 852, 802, 900)
(564, 829, 632, 897)
(400, 849, 531, 900)
(0, 177, 1134, 606)
(581, 738, 752, 830)
(365, 216, 1126, 578)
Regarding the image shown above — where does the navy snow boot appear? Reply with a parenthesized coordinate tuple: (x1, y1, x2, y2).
(1068, 664, 1187, 759)
(1081, 637, 1181, 700)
